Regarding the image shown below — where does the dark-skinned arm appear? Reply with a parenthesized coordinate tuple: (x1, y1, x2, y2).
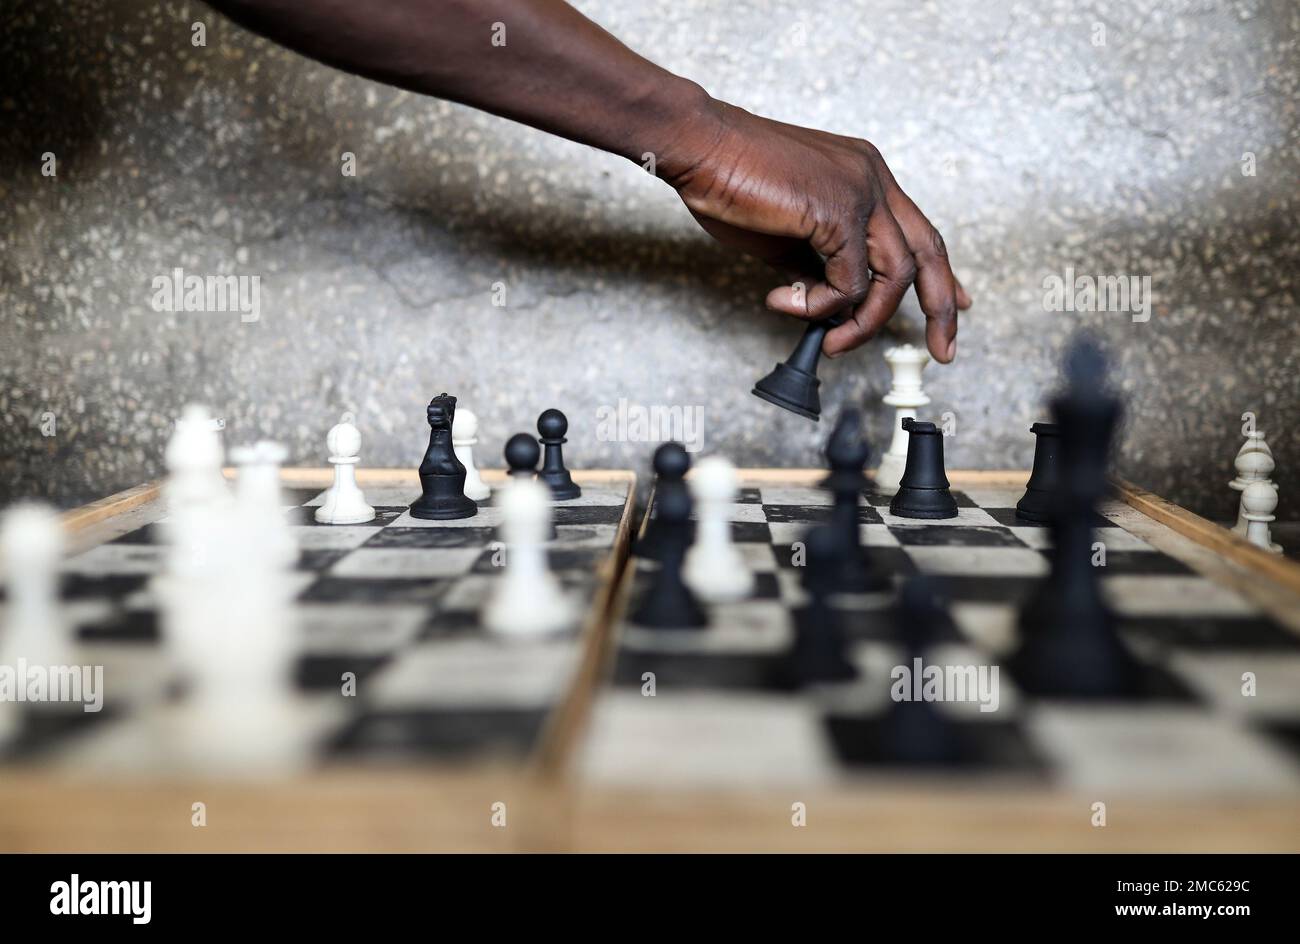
(205, 0, 972, 360)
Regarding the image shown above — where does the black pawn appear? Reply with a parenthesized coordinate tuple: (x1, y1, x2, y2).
(504, 432, 540, 479)
(409, 393, 478, 520)
(1015, 422, 1060, 522)
(822, 409, 890, 593)
(636, 442, 691, 561)
(787, 525, 858, 685)
(630, 485, 707, 629)
(752, 316, 843, 422)
(889, 418, 957, 519)
(1010, 337, 1142, 698)
(881, 577, 964, 766)
(536, 409, 581, 500)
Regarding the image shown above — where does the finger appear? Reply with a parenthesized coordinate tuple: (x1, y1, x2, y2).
(765, 217, 872, 321)
(886, 190, 963, 363)
(823, 208, 916, 356)
(955, 276, 972, 310)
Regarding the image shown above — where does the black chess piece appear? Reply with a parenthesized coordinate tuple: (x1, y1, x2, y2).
(504, 432, 540, 478)
(409, 393, 478, 520)
(787, 525, 858, 685)
(1015, 422, 1060, 522)
(881, 577, 965, 766)
(636, 442, 691, 561)
(630, 484, 707, 629)
(536, 409, 581, 500)
(889, 418, 958, 519)
(752, 316, 843, 422)
(822, 408, 890, 593)
(1010, 337, 1143, 698)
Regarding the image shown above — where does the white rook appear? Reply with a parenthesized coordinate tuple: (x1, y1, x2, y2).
(875, 344, 930, 495)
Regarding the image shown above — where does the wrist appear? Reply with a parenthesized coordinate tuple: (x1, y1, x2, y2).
(623, 77, 724, 185)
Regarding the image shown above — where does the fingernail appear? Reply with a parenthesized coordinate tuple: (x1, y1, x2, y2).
(946, 339, 957, 361)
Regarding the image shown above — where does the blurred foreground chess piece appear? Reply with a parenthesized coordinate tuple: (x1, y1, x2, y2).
(483, 477, 573, 637)
(637, 442, 691, 561)
(684, 456, 754, 603)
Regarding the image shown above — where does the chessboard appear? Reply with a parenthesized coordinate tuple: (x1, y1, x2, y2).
(570, 469, 1300, 852)
(0, 467, 636, 852)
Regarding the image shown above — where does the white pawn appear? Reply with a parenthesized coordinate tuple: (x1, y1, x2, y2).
(316, 421, 375, 524)
(1241, 479, 1282, 554)
(0, 504, 70, 743)
(230, 440, 297, 571)
(483, 479, 572, 637)
(453, 407, 491, 502)
(684, 457, 754, 602)
(875, 344, 930, 495)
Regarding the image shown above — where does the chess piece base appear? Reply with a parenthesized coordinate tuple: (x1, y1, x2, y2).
(538, 471, 581, 501)
(409, 473, 478, 520)
(752, 363, 821, 422)
(889, 487, 958, 519)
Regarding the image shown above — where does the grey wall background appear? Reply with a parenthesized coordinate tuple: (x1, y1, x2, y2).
(1, 0, 1296, 521)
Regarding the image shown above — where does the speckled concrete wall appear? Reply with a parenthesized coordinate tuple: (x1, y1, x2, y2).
(1, 0, 1296, 521)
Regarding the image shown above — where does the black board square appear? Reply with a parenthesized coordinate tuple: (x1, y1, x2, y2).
(362, 527, 497, 549)
(77, 609, 160, 643)
(1091, 550, 1193, 576)
(762, 504, 831, 524)
(824, 713, 1047, 773)
(107, 523, 164, 545)
(613, 650, 787, 691)
(731, 521, 773, 543)
(1119, 615, 1300, 651)
(330, 708, 546, 761)
(736, 487, 763, 504)
(552, 505, 624, 525)
(298, 577, 449, 606)
(295, 654, 392, 690)
(889, 524, 1027, 548)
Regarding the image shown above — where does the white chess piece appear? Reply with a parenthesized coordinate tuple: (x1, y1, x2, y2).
(1241, 479, 1281, 554)
(483, 478, 572, 637)
(1230, 432, 1274, 535)
(230, 440, 297, 571)
(684, 456, 754, 602)
(316, 421, 375, 524)
(453, 407, 491, 502)
(875, 344, 930, 495)
(0, 504, 71, 743)
(161, 404, 230, 544)
(174, 488, 304, 774)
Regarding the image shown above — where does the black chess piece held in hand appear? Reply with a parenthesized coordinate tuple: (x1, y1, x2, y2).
(752, 316, 844, 422)
(536, 409, 581, 500)
(409, 393, 478, 520)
